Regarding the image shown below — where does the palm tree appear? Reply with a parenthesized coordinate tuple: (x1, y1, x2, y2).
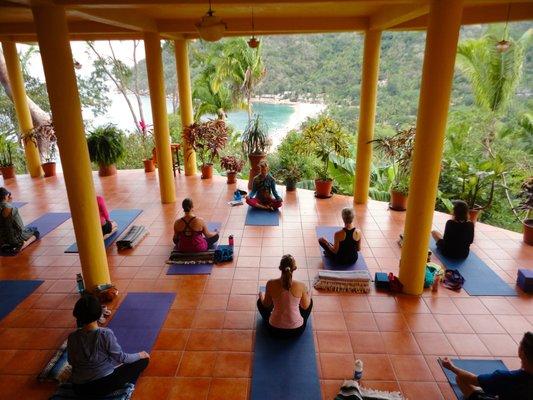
(192, 72, 235, 121)
(456, 27, 531, 153)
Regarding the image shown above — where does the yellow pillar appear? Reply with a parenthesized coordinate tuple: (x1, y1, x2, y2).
(144, 32, 176, 203)
(174, 39, 197, 176)
(399, 0, 463, 295)
(32, 5, 110, 289)
(2, 41, 43, 178)
(354, 30, 382, 204)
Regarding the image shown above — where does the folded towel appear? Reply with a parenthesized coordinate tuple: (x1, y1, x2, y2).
(116, 225, 148, 250)
(335, 380, 404, 400)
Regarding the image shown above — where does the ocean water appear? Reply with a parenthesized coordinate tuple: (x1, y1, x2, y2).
(225, 102, 295, 133)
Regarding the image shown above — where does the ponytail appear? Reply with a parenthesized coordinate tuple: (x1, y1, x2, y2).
(279, 254, 296, 290)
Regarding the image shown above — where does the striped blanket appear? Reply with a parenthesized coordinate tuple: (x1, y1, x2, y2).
(335, 380, 404, 400)
(313, 270, 371, 293)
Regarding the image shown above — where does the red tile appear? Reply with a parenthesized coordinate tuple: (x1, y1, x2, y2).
(192, 311, 225, 329)
(368, 297, 399, 313)
(390, 355, 433, 381)
(154, 329, 189, 351)
(177, 351, 217, 377)
(344, 313, 378, 331)
(213, 352, 251, 378)
(223, 311, 254, 330)
(168, 377, 211, 400)
(478, 334, 520, 357)
(414, 333, 456, 355)
(466, 315, 506, 334)
(186, 330, 221, 351)
(399, 381, 443, 400)
(219, 330, 253, 352)
(404, 314, 442, 333)
(380, 332, 421, 355)
(316, 331, 352, 353)
(494, 315, 532, 334)
(320, 353, 355, 379)
(164, 310, 195, 329)
(134, 377, 174, 400)
(434, 314, 474, 334)
(313, 312, 347, 331)
(446, 334, 491, 356)
(208, 377, 249, 400)
(374, 313, 409, 332)
(351, 354, 395, 381)
(198, 294, 229, 310)
(452, 298, 489, 314)
(144, 350, 182, 376)
(349, 331, 386, 354)
(339, 296, 371, 312)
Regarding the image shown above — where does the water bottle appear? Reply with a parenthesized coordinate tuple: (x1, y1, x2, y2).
(76, 273, 85, 294)
(228, 235, 234, 247)
(234, 190, 242, 201)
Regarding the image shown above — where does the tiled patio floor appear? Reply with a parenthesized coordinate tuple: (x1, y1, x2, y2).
(0, 170, 531, 400)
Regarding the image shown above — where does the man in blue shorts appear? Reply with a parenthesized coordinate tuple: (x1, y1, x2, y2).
(441, 331, 533, 400)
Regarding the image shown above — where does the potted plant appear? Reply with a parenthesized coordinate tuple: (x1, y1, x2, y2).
(295, 115, 351, 198)
(87, 124, 126, 177)
(369, 127, 415, 211)
(220, 155, 245, 184)
(0, 136, 16, 179)
(183, 120, 228, 179)
(139, 120, 155, 173)
(453, 156, 505, 222)
(42, 143, 57, 177)
(275, 157, 303, 192)
(514, 177, 533, 245)
(242, 115, 269, 189)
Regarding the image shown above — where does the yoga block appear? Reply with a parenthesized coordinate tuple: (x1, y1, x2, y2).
(517, 269, 533, 293)
(375, 272, 389, 290)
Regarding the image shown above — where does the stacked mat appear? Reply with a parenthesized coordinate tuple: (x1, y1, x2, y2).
(116, 225, 148, 250)
(313, 270, 371, 293)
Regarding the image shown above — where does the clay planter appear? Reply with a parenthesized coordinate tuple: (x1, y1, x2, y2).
(0, 165, 16, 179)
(143, 159, 155, 173)
(315, 179, 333, 198)
(522, 219, 533, 246)
(247, 153, 266, 190)
(98, 164, 117, 177)
(226, 172, 237, 184)
(201, 164, 213, 179)
(468, 208, 482, 223)
(286, 180, 297, 192)
(42, 162, 56, 177)
(390, 190, 408, 211)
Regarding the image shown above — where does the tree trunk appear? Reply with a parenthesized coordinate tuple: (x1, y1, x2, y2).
(0, 48, 51, 129)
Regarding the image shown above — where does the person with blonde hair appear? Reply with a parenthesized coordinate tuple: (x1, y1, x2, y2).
(257, 254, 312, 338)
(245, 160, 283, 211)
(318, 207, 361, 265)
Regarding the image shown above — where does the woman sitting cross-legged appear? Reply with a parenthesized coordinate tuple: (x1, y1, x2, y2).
(0, 187, 39, 253)
(173, 198, 219, 252)
(318, 207, 361, 266)
(245, 160, 283, 211)
(67, 294, 150, 397)
(97, 195, 118, 240)
(257, 254, 313, 338)
(431, 200, 474, 259)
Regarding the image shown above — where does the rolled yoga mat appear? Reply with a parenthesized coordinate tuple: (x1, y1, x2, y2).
(251, 316, 321, 400)
(315, 226, 368, 271)
(166, 222, 222, 275)
(107, 292, 175, 354)
(440, 359, 508, 400)
(0, 280, 43, 321)
(65, 209, 142, 253)
(245, 207, 280, 226)
(430, 238, 517, 296)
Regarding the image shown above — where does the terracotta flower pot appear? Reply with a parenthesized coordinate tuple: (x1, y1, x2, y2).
(98, 164, 117, 177)
(201, 164, 213, 179)
(226, 171, 237, 184)
(286, 180, 297, 192)
(143, 159, 155, 173)
(522, 219, 533, 246)
(315, 179, 333, 198)
(0, 165, 16, 179)
(247, 153, 266, 190)
(390, 190, 408, 211)
(42, 162, 56, 177)
(468, 208, 482, 223)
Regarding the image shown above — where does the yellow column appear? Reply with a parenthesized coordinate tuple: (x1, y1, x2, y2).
(354, 30, 382, 204)
(144, 32, 176, 203)
(2, 41, 43, 178)
(32, 5, 110, 289)
(174, 39, 197, 176)
(399, 0, 463, 295)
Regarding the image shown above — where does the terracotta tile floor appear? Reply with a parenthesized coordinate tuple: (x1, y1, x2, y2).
(0, 170, 532, 400)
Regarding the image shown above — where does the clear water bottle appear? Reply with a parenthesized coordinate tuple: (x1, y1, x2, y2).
(76, 273, 85, 294)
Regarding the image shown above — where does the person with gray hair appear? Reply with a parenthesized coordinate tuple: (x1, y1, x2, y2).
(318, 207, 362, 265)
(245, 160, 283, 211)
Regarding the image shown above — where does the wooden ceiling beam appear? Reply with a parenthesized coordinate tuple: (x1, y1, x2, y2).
(369, 4, 428, 30)
(68, 8, 157, 32)
(53, 0, 420, 6)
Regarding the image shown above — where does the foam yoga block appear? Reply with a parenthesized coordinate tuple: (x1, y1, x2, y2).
(517, 268, 533, 293)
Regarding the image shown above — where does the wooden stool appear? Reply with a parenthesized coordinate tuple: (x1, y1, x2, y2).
(152, 143, 181, 176)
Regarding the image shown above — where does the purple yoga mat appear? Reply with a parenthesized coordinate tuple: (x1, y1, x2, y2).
(27, 212, 71, 238)
(315, 226, 368, 271)
(107, 292, 175, 354)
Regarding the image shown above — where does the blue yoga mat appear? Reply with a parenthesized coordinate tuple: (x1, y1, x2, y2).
(245, 207, 280, 226)
(12, 201, 27, 208)
(251, 316, 321, 400)
(27, 212, 71, 238)
(316, 226, 368, 271)
(0, 280, 43, 321)
(430, 238, 517, 296)
(441, 359, 508, 400)
(108, 292, 175, 354)
(65, 209, 142, 253)
(166, 222, 222, 275)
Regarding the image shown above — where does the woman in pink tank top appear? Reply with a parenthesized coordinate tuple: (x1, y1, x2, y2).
(257, 254, 313, 338)
(173, 198, 219, 253)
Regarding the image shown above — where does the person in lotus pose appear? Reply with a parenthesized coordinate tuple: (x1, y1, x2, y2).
(0, 187, 39, 252)
(431, 200, 474, 259)
(318, 207, 361, 265)
(246, 161, 283, 211)
(97, 195, 118, 239)
(173, 198, 219, 252)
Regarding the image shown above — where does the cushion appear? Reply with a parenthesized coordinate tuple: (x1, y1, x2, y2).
(49, 383, 135, 400)
(374, 272, 389, 290)
(517, 269, 533, 293)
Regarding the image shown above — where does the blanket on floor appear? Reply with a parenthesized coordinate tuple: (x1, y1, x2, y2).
(335, 380, 404, 400)
(166, 250, 216, 264)
(38, 339, 71, 383)
(313, 270, 371, 293)
(116, 225, 148, 250)
(49, 383, 135, 400)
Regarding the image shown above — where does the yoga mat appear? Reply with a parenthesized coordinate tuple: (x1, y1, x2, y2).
(316, 226, 368, 271)
(441, 359, 508, 400)
(251, 316, 321, 400)
(430, 238, 517, 296)
(12, 202, 27, 208)
(0, 280, 43, 321)
(245, 207, 280, 226)
(65, 209, 142, 253)
(166, 222, 221, 275)
(108, 292, 175, 354)
(27, 212, 71, 238)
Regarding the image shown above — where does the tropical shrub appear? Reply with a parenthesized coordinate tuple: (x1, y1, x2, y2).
(87, 124, 126, 166)
(220, 155, 245, 173)
(242, 114, 269, 155)
(183, 119, 228, 166)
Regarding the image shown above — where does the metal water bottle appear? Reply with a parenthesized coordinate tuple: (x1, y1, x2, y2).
(76, 273, 85, 294)
(228, 235, 234, 247)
